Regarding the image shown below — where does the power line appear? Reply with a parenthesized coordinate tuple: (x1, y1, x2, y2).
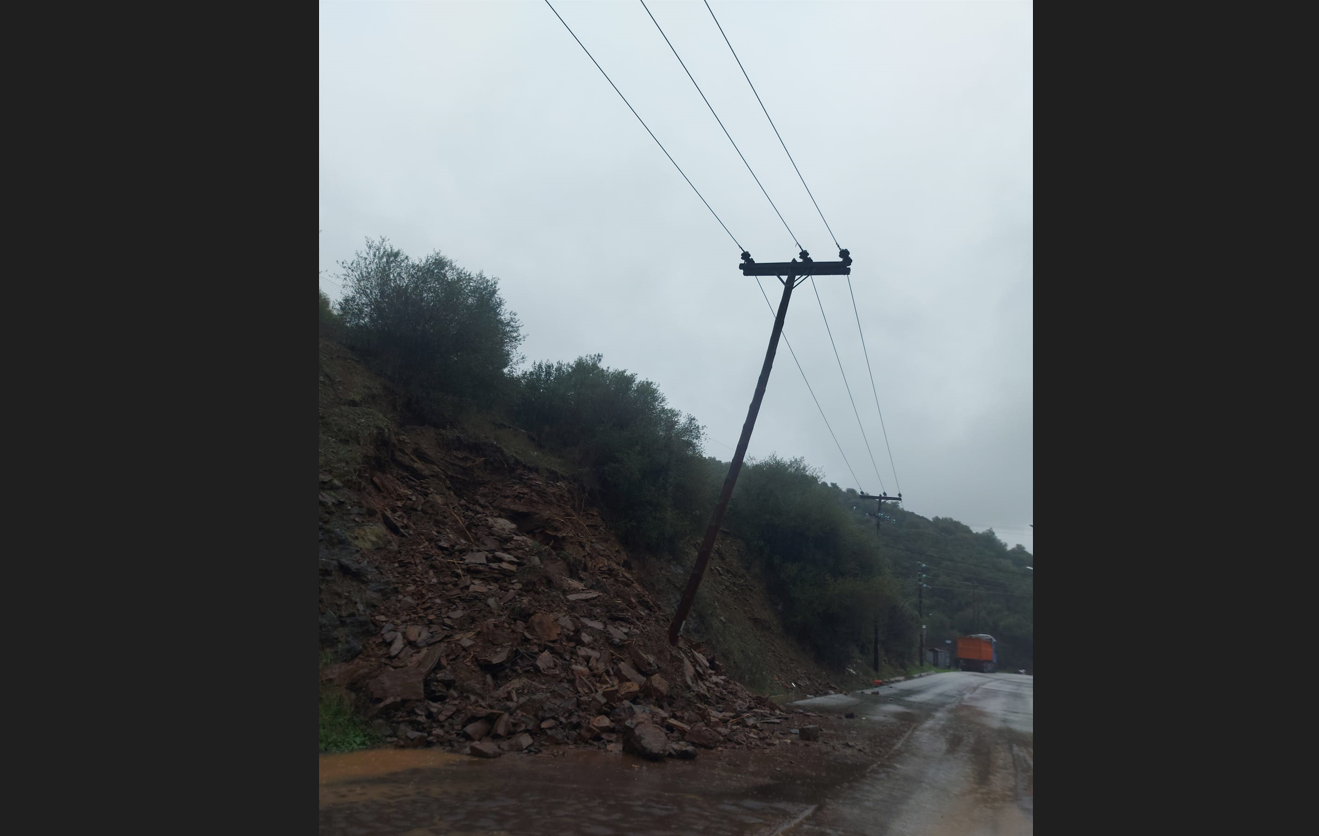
(811, 276, 886, 493)
(893, 554, 1030, 591)
(927, 517, 1033, 532)
(892, 553, 1027, 590)
(543, 0, 744, 252)
(754, 277, 863, 492)
(706, 437, 737, 454)
(639, 0, 800, 250)
(704, 0, 840, 250)
(846, 276, 901, 493)
(877, 541, 1034, 576)
(927, 584, 1032, 599)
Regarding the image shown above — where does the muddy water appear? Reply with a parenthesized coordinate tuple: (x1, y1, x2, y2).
(319, 748, 835, 836)
(319, 674, 1031, 835)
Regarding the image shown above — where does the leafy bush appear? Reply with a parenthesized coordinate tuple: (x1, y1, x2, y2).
(319, 289, 342, 338)
(335, 238, 523, 411)
(318, 688, 376, 753)
(723, 455, 905, 666)
(514, 354, 714, 550)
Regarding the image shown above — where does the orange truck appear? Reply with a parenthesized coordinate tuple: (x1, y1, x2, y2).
(955, 634, 997, 673)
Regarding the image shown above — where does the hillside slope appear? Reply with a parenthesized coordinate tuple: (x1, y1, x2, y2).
(318, 339, 861, 755)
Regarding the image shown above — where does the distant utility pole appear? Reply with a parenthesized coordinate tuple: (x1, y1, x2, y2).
(858, 492, 903, 530)
(668, 248, 854, 645)
(918, 572, 927, 669)
(859, 491, 902, 670)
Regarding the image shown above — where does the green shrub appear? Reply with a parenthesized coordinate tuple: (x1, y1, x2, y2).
(514, 354, 713, 551)
(335, 237, 523, 411)
(319, 289, 342, 339)
(318, 688, 377, 753)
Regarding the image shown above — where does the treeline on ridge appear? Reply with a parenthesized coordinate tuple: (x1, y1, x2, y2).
(319, 238, 1032, 674)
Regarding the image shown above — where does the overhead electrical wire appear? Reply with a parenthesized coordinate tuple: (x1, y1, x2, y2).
(846, 276, 901, 493)
(701, 2, 904, 494)
(706, 437, 737, 454)
(927, 584, 1033, 599)
(811, 277, 887, 493)
(550, 0, 902, 508)
(639, 0, 801, 250)
(755, 277, 863, 492)
(878, 542, 1034, 576)
(902, 561, 1030, 594)
(894, 554, 1028, 590)
(543, 0, 745, 252)
(921, 566, 1026, 592)
(704, 0, 841, 250)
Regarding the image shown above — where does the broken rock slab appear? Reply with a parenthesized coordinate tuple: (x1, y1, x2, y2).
(629, 647, 659, 675)
(644, 674, 669, 699)
(684, 725, 721, 749)
(536, 651, 559, 674)
(468, 741, 503, 758)
(503, 732, 534, 752)
(367, 666, 425, 702)
(800, 725, 822, 742)
(617, 663, 647, 686)
(624, 722, 669, 761)
(667, 741, 698, 760)
(528, 613, 561, 643)
(617, 682, 641, 702)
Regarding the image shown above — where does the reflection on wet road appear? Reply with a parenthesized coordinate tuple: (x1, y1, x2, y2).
(319, 673, 1032, 835)
(320, 748, 823, 836)
(795, 673, 1033, 835)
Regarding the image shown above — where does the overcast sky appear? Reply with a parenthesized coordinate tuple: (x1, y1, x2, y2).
(319, 0, 1032, 552)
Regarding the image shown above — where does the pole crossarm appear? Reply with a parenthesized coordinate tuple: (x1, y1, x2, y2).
(741, 259, 850, 276)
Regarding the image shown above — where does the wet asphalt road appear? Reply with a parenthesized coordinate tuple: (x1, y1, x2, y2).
(793, 673, 1033, 835)
(319, 672, 1032, 835)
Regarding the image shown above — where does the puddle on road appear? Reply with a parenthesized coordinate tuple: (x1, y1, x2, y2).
(319, 747, 858, 836)
(320, 748, 466, 785)
(316, 728, 924, 836)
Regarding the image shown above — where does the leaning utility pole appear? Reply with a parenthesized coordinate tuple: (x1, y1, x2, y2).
(668, 248, 853, 645)
(859, 491, 902, 670)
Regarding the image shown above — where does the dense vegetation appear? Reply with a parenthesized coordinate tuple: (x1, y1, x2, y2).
(335, 238, 524, 416)
(322, 239, 1032, 673)
(513, 354, 714, 552)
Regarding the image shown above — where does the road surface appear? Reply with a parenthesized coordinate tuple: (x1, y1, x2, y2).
(793, 673, 1033, 835)
(319, 672, 1032, 835)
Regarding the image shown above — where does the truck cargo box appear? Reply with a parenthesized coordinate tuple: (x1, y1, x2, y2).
(956, 637, 993, 661)
(956, 635, 997, 672)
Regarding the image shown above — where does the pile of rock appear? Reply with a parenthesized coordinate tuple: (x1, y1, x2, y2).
(319, 433, 791, 759)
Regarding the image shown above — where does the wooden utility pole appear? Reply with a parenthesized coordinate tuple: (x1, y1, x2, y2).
(919, 578, 924, 668)
(667, 248, 853, 645)
(859, 491, 902, 670)
(858, 492, 902, 529)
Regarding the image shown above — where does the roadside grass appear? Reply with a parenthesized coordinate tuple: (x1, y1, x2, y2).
(319, 689, 378, 753)
(318, 652, 378, 754)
